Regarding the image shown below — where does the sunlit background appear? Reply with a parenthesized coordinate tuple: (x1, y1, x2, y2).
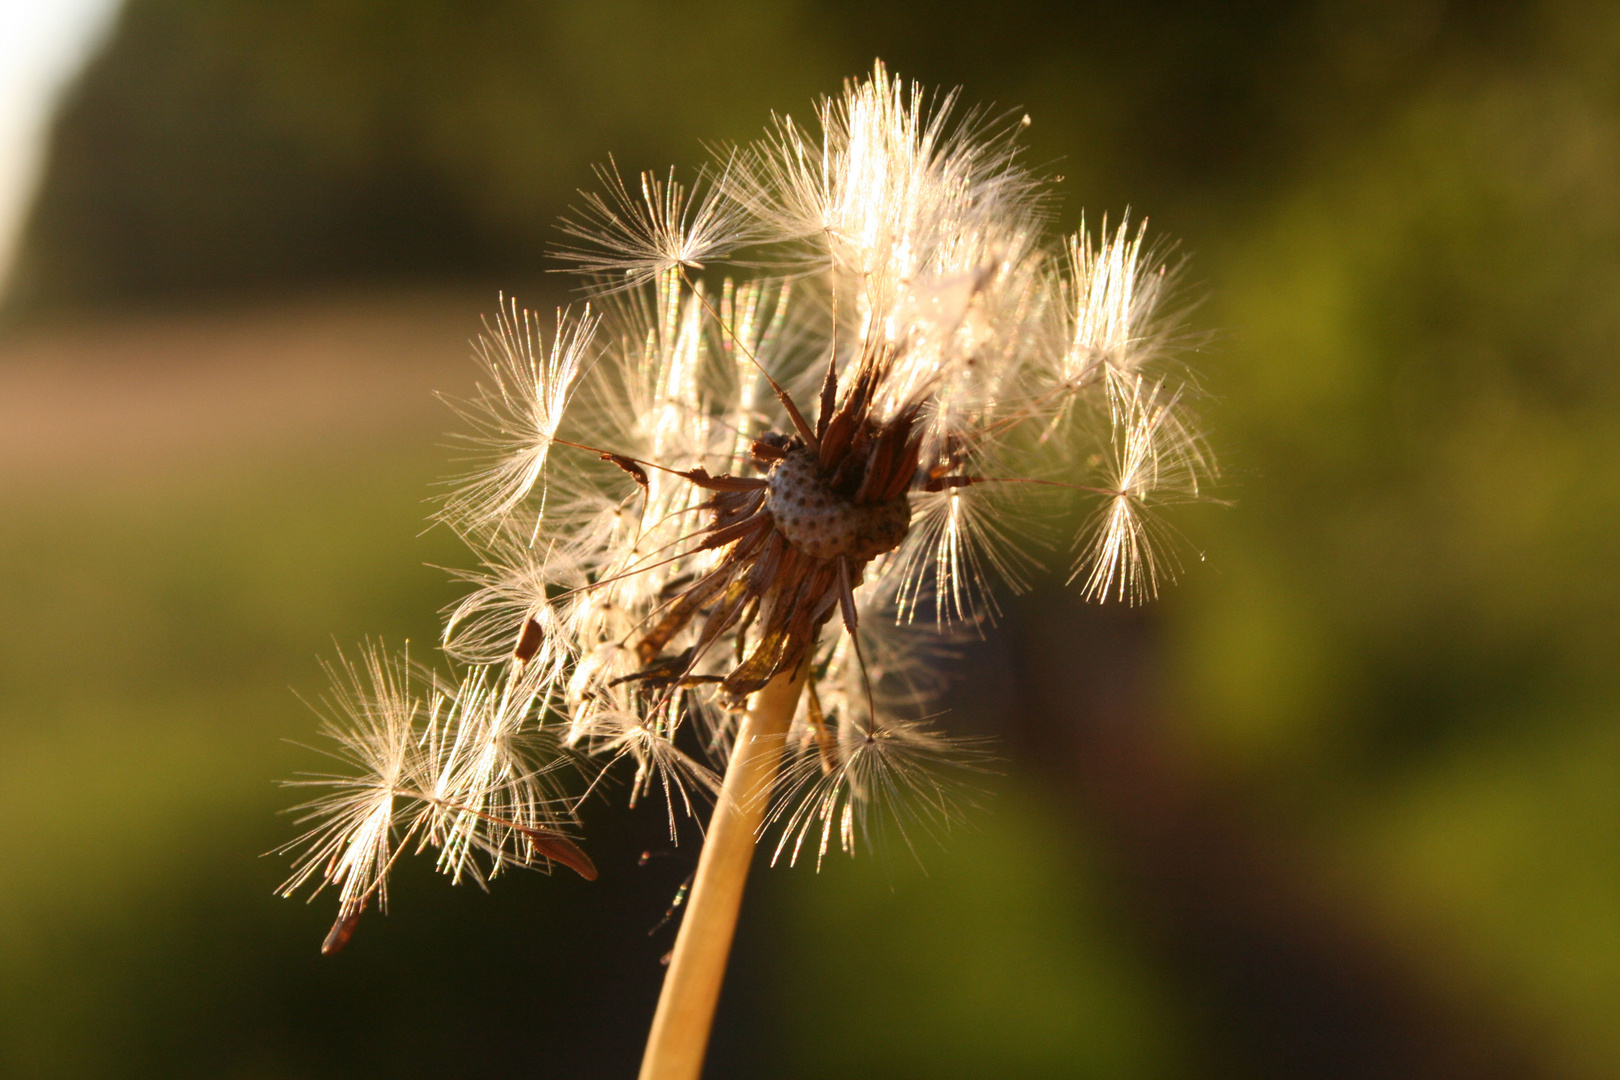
(3, 2, 1618, 1077)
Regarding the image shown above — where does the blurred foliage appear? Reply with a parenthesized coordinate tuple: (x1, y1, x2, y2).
(6, 0, 1620, 1077)
(767, 797, 1195, 1080)
(1170, 3, 1620, 1071)
(3, 0, 1531, 312)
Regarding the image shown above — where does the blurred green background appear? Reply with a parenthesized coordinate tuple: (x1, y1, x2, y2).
(3, 1, 1619, 1077)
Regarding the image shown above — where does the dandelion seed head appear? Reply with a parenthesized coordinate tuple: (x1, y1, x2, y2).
(281, 61, 1218, 941)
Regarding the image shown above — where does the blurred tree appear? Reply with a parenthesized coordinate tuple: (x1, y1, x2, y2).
(4, 0, 1527, 313)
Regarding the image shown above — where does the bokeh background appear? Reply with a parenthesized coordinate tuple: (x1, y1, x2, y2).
(2, 1, 1618, 1077)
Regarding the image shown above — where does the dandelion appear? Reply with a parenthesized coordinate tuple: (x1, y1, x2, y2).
(278, 60, 1214, 1080)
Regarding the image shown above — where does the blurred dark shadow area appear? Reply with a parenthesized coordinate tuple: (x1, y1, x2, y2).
(4, 1, 1619, 1078)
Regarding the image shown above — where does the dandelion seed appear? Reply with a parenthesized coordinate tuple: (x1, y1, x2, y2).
(276, 644, 431, 946)
(1061, 215, 1172, 389)
(1071, 380, 1204, 603)
(770, 714, 987, 871)
(440, 300, 598, 533)
(556, 158, 761, 291)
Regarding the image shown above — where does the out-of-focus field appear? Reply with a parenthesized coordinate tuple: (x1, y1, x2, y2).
(0, 292, 473, 1076)
(0, 293, 481, 478)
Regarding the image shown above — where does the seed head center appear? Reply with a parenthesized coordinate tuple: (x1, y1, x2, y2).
(763, 447, 911, 563)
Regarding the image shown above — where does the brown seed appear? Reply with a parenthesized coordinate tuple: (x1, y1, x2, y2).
(513, 616, 545, 663)
(321, 907, 363, 955)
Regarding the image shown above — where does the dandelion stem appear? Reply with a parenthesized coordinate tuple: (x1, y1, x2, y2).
(638, 666, 806, 1080)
